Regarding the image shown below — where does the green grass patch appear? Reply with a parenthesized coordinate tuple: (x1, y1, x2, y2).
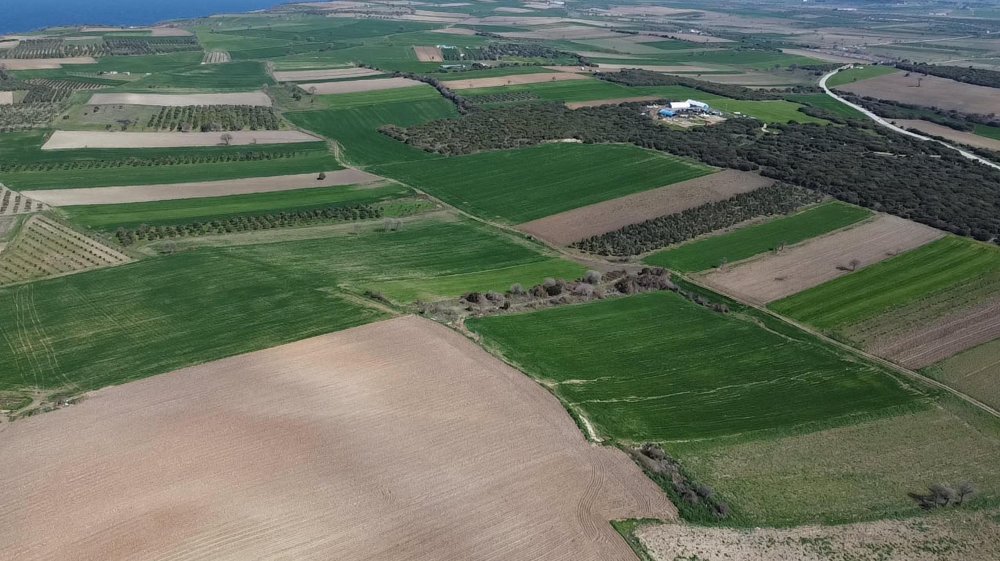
(646, 202, 873, 272)
(374, 143, 714, 223)
(771, 236, 1000, 330)
(827, 65, 897, 88)
(63, 183, 411, 230)
(467, 291, 918, 442)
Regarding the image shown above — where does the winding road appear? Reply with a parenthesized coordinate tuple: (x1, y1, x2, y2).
(820, 66, 1000, 171)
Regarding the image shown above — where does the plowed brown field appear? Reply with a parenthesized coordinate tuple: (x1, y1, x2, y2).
(700, 215, 942, 304)
(0, 316, 675, 561)
(518, 170, 770, 246)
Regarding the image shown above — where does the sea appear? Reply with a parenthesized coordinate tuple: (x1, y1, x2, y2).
(1, 0, 285, 35)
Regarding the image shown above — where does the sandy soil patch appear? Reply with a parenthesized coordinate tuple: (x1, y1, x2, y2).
(0, 57, 96, 70)
(42, 130, 320, 150)
(637, 512, 1000, 561)
(273, 67, 382, 82)
(27, 169, 385, 205)
(500, 26, 624, 40)
(446, 72, 589, 89)
(700, 215, 943, 304)
(413, 45, 444, 62)
(0, 316, 676, 561)
(87, 91, 272, 107)
(432, 27, 477, 35)
(0, 91, 13, 105)
(299, 77, 422, 94)
(596, 63, 715, 73)
(565, 96, 664, 108)
(519, 171, 772, 246)
(894, 119, 1000, 151)
(202, 50, 231, 64)
(867, 298, 1000, 369)
(840, 71, 1000, 115)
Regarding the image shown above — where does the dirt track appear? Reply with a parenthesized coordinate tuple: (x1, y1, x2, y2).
(0, 316, 675, 561)
(25, 169, 384, 205)
(42, 130, 320, 150)
(700, 214, 943, 304)
(273, 67, 382, 82)
(87, 91, 272, 107)
(299, 77, 423, 94)
(518, 170, 771, 246)
(840, 71, 1000, 115)
(446, 72, 589, 90)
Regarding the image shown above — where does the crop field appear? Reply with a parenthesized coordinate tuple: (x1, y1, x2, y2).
(0, 317, 675, 561)
(518, 170, 771, 246)
(373, 143, 714, 223)
(646, 202, 874, 272)
(702, 215, 943, 305)
(825, 65, 898, 88)
(41, 130, 321, 150)
(62, 183, 412, 230)
(839, 71, 1000, 115)
(0, 215, 131, 285)
(468, 291, 918, 443)
(0, 215, 574, 391)
(924, 339, 1000, 410)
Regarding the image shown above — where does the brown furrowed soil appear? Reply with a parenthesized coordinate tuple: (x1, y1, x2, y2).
(299, 77, 423, 94)
(446, 72, 589, 89)
(636, 510, 1000, 561)
(700, 215, 943, 304)
(41, 130, 320, 150)
(87, 91, 272, 107)
(839, 71, 1000, 115)
(0, 316, 676, 561)
(26, 169, 385, 205)
(413, 45, 444, 62)
(518, 170, 770, 246)
(272, 67, 382, 82)
(895, 119, 1000, 151)
(0, 57, 96, 70)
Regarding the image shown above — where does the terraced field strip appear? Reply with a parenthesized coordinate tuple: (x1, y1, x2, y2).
(373, 143, 714, 223)
(300, 77, 423, 94)
(701, 215, 943, 305)
(42, 130, 321, 150)
(272, 67, 382, 82)
(445, 72, 590, 89)
(646, 201, 874, 272)
(518, 170, 770, 246)
(0, 317, 675, 561)
(27, 169, 384, 205)
(469, 291, 918, 442)
(839, 71, 1000, 115)
(0, 185, 47, 216)
(0, 215, 130, 285)
(87, 91, 272, 107)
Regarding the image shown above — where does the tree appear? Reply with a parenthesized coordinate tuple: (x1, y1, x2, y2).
(220, 132, 233, 145)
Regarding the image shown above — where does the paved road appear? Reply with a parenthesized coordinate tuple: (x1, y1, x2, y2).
(819, 66, 1000, 171)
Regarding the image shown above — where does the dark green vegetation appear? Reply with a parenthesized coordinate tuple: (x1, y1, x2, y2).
(373, 143, 713, 223)
(646, 202, 873, 272)
(387, 103, 1000, 242)
(468, 291, 918, 442)
(772, 237, 1000, 330)
(146, 105, 280, 132)
(0, 216, 576, 392)
(64, 183, 411, 230)
(574, 183, 822, 256)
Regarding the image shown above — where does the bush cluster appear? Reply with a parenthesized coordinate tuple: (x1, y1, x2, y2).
(147, 105, 280, 132)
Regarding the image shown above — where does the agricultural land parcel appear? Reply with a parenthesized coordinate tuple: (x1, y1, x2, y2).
(0, 316, 674, 561)
(373, 143, 714, 223)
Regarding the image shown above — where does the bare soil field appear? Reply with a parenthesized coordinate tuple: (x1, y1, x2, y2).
(840, 71, 1000, 115)
(26, 169, 384, 205)
(273, 67, 382, 82)
(42, 130, 320, 150)
(565, 96, 663, 108)
(867, 298, 1000, 369)
(0, 57, 96, 70)
(0, 185, 47, 215)
(636, 511, 1000, 561)
(0, 316, 676, 561)
(519, 171, 771, 246)
(413, 45, 444, 62)
(299, 77, 423, 94)
(700, 215, 943, 304)
(87, 91, 272, 107)
(0, 215, 130, 285)
(202, 50, 231, 64)
(447, 72, 589, 89)
(895, 119, 1000, 151)
(0, 91, 13, 105)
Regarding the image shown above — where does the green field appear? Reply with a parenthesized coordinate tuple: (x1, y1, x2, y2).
(286, 98, 457, 167)
(924, 339, 1000, 410)
(373, 143, 714, 223)
(646, 202, 873, 272)
(468, 291, 918, 442)
(771, 237, 1000, 330)
(62, 183, 412, 230)
(0, 215, 577, 392)
(827, 65, 898, 88)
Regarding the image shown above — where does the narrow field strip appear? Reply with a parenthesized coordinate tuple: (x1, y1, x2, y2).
(41, 130, 321, 150)
(27, 169, 385, 205)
